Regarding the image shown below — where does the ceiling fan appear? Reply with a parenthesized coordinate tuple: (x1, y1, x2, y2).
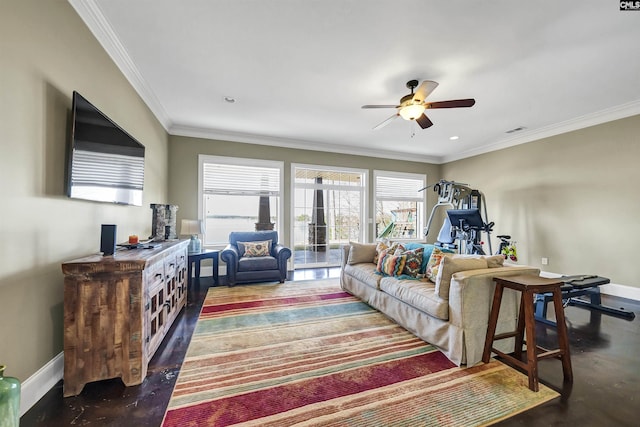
(362, 80, 475, 130)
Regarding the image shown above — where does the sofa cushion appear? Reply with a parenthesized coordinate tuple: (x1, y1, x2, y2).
(347, 242, 377, 265)
(483, 255, 505, 268)
(379, 277, 449, 320)
(435, 256, 488, 300)
(344, 263, 382, 289)
(238, 255, 278, 271)
(450, 253, 504, 268)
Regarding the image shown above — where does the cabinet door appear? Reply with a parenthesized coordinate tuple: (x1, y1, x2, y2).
(175, 251, 187, 309)
(145, 260, 166, 357)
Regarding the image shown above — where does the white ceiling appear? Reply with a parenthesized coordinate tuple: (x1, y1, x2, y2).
(70, 0, 640, 164)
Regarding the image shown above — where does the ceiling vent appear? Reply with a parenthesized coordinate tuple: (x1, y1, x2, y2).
(506, 126, 526, 134)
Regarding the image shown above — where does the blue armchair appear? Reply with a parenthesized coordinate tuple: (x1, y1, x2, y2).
(220, 231, 291, 286)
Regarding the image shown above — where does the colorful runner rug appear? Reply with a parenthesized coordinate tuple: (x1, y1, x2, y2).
(162, 279, 558, 426)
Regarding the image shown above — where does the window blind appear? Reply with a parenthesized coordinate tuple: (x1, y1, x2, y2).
(375, 175, 424, 201)
(203, 163, 280, 196)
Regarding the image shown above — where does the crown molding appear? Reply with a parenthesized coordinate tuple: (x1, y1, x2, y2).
(169, 124, 442, 164)
(68, 0, 172, 131)
(69, 0, 640, 166)
(442, 100, 640, 163)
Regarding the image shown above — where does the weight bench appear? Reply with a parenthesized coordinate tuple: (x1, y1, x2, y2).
(534, 275, 636, 324)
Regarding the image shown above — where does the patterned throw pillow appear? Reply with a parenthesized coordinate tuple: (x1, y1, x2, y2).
(240, 240, 271, 257)
(376, 252, 407, 276)
(374, 241, 389, 264)
(399, 247, 424, 277)
(425, 247, 450, 282)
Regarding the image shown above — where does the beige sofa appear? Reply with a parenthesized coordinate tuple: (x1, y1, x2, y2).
(340, 243, 540, 366)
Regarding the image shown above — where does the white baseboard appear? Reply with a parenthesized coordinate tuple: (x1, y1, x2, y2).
(600, 283, 640, 301)
(20, 352, 64, 416)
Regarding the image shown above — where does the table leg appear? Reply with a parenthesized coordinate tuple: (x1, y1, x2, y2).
(552, 288, 573, 382)
(483, 283, 504, 363)
(514, 295, 527, 360)
(194, 260, 202, 280)
(522, 290, 539, 392)
(213, 256, 219, 285)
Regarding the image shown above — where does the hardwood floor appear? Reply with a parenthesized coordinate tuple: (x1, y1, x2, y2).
(22, 269, 639, 426)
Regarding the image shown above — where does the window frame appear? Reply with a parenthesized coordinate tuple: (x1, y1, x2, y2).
(373, 170, 427, 241)
(198, 155, 284, 247)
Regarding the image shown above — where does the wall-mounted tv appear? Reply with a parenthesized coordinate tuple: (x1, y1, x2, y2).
(66, 91, 145, 206)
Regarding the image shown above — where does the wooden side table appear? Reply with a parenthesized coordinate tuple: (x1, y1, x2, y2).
(187, 249, 219, 286)
(482, 274, 573, 392)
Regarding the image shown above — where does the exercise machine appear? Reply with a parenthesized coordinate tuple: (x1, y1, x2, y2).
(422, 180, 493, 254)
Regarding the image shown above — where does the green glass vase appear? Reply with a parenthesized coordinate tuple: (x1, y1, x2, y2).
(0, 365, 20, 427)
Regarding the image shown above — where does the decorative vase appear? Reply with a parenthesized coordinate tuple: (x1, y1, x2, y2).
(0, 365, 20, 427)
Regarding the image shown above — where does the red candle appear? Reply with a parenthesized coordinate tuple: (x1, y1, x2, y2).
(128, 235, 139, 244)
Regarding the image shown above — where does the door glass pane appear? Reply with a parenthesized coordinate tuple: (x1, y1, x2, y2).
(293, 167, 365, 268)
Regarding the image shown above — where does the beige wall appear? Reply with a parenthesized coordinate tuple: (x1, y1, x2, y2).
(0, 1, 169, 380)
(168, 135, 442, 246)
(442, 115, 640, 289)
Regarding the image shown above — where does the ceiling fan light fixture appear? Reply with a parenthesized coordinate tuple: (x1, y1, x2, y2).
(399, 104, 426, 120)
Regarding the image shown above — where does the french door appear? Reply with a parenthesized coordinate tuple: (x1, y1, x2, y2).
(292, 165, 367, 268)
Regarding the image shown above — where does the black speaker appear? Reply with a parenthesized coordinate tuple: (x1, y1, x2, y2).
(100, 224, 117, 256)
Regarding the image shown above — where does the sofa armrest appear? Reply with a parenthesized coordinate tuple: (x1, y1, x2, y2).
(447, 265, 540, 328)
(341, 245, 351, 267)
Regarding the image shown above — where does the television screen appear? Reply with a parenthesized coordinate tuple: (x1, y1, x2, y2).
(66, 91, 145, 206)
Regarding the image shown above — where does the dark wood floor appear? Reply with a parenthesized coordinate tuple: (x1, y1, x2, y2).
(22, 269, 639, 426)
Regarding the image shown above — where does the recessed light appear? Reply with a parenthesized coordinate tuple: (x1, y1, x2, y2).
(223, 96, 236, 103)
(449, 136, 459, 140)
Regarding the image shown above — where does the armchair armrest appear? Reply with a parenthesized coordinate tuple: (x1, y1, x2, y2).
(273, 244, 292, 262)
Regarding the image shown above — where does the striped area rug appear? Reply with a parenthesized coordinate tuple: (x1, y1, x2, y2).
(162, 279, 558, 426)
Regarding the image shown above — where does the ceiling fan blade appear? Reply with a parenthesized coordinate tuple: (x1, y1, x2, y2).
(412, 80, 439, 103)
(425, 99, 476, 109)
(416, 113, 433, 129)
(362, 104, 399, 109)
(372, 114, 399, 130)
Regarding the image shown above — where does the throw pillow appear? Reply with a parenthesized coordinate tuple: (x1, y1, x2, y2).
(435, 256, 488, 300)
(399, 247, 424, 277)
(376, 252, 407, 276)
(374, 241, 389, 264)
(240, 240, 271, 257)
(425, 247, 450, 282)
(403, 243, 436, 274)
(347, 242, 377, 265)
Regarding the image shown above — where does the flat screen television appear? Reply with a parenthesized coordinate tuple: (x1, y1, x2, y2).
(66, 91, 145, 206)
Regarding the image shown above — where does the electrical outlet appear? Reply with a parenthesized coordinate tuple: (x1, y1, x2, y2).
(541, 257, 549, 265)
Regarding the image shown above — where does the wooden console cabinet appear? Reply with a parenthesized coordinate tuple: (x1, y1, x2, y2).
(62, 240, 189, 397)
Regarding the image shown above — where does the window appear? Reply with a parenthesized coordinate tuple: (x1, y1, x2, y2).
(374, 171, 426, 240)
(199, 156, 283, 245)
